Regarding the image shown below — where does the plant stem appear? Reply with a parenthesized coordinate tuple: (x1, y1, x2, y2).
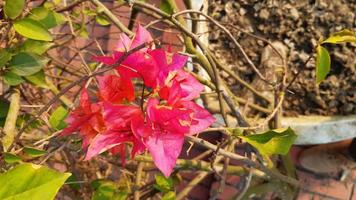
(2, 89, 20, 152)
(134, 161, 144, 200)
(90, 0, 133, 37)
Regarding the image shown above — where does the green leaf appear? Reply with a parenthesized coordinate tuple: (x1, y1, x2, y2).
(95, 15, 111, 26)
(25, 70, 49, 89)
(23, 147, 47, 158)
(0, 163, 71, 200)
(49, 106, 68, 130)
(16, 113, 42, 131)
(91, 180, 126, 200)
(316, 45, 331, 84)
(154, 175, 173, 193)
(29, 7, 67, 29)
(240, 127, 297, 155)
(322, 29, 356, 44)
(20, 39, 54, 55)
(228, 128, 243, 138)
(65, 175, 80, 190)
(159, 1, 175, 14)
(14, 18, 53, 41)
(4, 0, 25, 19)
(4, 71, 25, 86)
(73, 23, 89, 39)
(162, 191, 176, 200)
(88, 62, 99, 71)
(9, 52, 48, 76)
(0, 99, 10, 118)
(4, 153, 22, 164)
(0, 49, 12, 67)
(79, 28, 89, 39)
(83, 9, 97, 16)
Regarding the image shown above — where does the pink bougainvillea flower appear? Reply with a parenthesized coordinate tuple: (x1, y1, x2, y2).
(103, 102, 142, 130)
(94, 51, 160, 88)
(64, 25, 216, 176)
(85, 129, 145, 164)
(174, 101, 216, 135)
(61, 89, 105, 148)
(93, 23, 155, 67)
(97, 75, 135, 104)
(159, 70, 205, 104)
(148, 49, 188, 87)
(93, 25, 158, 87)
(146, 98, 191, 134)
(84, 102, 146, 161)
(145, 132, 184, 177)
(131, 98, 215, 177)
(131, 113, 184, 177)
(115, 24, 153, 52)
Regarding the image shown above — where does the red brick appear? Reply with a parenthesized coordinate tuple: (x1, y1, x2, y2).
(290, 146, 305, 165)
(210, 182, 239, 199)
(226, 175, 241, 185)
(296, 192, 313, 200)
(351, 184, 356, 200)
(297, 171, 353, 199)
(187, 183, 211, 200)
(350, 169, 356, 182)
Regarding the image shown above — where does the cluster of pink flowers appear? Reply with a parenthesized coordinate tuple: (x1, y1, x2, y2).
(61, 26, 215, 177)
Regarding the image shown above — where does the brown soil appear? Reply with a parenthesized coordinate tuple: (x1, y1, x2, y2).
(208, 0, 356, 116)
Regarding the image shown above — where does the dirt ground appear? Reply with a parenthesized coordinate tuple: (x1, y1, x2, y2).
(208, 0, 356, 116)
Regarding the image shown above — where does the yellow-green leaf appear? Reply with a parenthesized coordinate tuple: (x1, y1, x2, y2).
(49, 106, 68, 130)
(25, 70, 49, 89)
(154, 175, 174, 193)
(240, 127, 297, 155)
(0, 49, 12, 67)
(29, 7, 67, 29)
(159, 0, 175, 14)
(23, 147, 47, 158)
(95, 15, 111, 26)
(9, 52, 48, 76)
(4, 0, 25, 19)
(316, 45, 331, 84)
(4, 153, 22, 164)
(322, 29, 356, 44)
(14, 18, 53, 41)
(4, 71, 25, 86)
(91, 180, 127, 200)
(0, 163, 71, 200)
(162, 191, 176, 200)
(20, 39, 54, 55)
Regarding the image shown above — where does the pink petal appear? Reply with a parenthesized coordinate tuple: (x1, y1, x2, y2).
(115, 51, 160, 88)
(146, 98, 191, 134)
(92, 55, 117, 65)
(60, 110, 90, 136)
(85, 131, 131, 160)
(149, 50, 188, 87)
(131, 114, 153, 138)
(115, 33, 131, 52)
(178, 101, 215, 135)
(174, 70, 205, 101)
(169, 53, 188, 71)
(80, 88, 91, 112)
(131, 136, 146, 157)
(131, 25, 153, 49)
(103, 102, 141, 130)
(159, 70, 205, 104)
(97, 75, 135, 103)
(146, 133, 184, 177)
(79, 124, 98, 148)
